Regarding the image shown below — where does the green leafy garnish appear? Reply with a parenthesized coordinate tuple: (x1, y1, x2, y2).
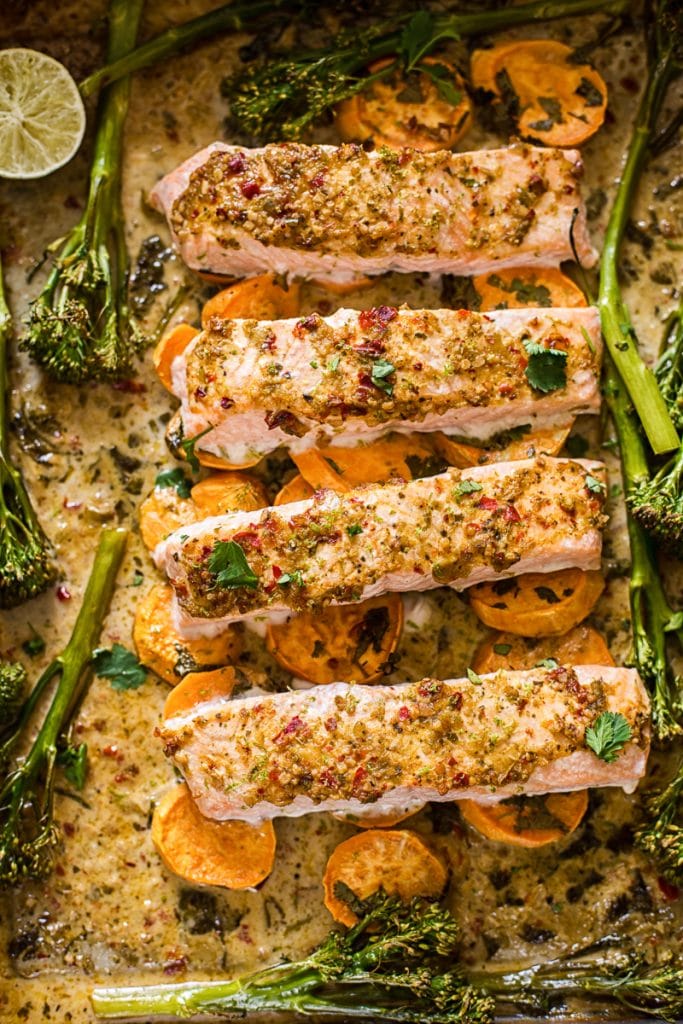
(57, 743, 88, 790)
(346, 524, 363, 537)
(585, 474, 606, 495)
(278, 569, 305, 587)
(22, 628, 46, 658)
(181, 425, 213, 474)
(208, 540, 259, 590)
(585, 711, 632, 763)
(155, 467, 191, 499)
(93, 643, 148, 692)
(455, 479, 483, 498)
(492, 643, 512, 656)
(467, 667, 483, 685)
(536, 658, 559, 670)
(523, 340, 568, 393)
(371, 358, 396, 396)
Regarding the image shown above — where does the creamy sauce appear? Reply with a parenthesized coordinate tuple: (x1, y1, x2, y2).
(0, 3, 681, 1022)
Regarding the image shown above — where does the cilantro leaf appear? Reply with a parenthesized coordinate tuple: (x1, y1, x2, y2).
(585, 711, 632, 763)
(57, 743, 88, 790)
(209, 540, 259, 590)
(536, 658, 559, 670)
(155, 467, 192, 499)
(346, 524, 363, 537)
(22, 627, 45, 657)
(523, 340, 568, 393)
(492, 643, 512, 656)
(399, 10, 434, 69)
(455, 479, 483, 498)
(585, 474, 606, 495)
(278, 569, 305, 587)
(420, 62, 463, 107)
(94, 644, 148, 691)
(181, 424, 213, 473)
(371, 358, 396, 396)
(467, 667, 482, 685)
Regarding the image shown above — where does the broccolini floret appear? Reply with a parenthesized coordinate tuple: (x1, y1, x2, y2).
(0, 529, 127, 887)
(22, 0, 144, 383)
(0, 252, 57, 608)
(0, 661, 26, 730)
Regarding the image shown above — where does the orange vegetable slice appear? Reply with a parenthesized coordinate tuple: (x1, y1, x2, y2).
(473, 266, 587, 311)
(470, 39, 607, 147)
(267, 594, 403, 685)
(309, 277, 375, 296)
(432, 421, 573, 469)
(468, 569, 605, 638)
(290, 449, 353, 492)
(201, 274, 301, 327)
(152, 784, 276, 889)
(471, 623, 614, 675)
(323, 829, 447, 926)
(459, 791, 589, 848)
(274, 473, 315, 506)
(139, 485, 196, 552)
(333, 799, 425, 829)
(153, 322, 198, 392)
(293, 434, 442, 490)
(133, 583, 241, 684)
(163, 666, 236, 719)
(191, 471, 268, 517)
(336, 57, 472, 152)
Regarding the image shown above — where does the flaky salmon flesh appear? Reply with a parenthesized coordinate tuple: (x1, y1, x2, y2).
(158, 665, 650, 824)
(155, 457, 606, 634)
(172, 305, 602, 465)
(150, 142, 596, 282)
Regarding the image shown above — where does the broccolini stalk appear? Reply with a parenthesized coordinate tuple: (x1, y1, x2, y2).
(223, 0, 630, 140)
(93, 895, 683, 1023)
(0, 253, 57, 607)
(604, 358, 683, 741)
(23, 0, 144, 383)
(597, 0, 681, 455)
(0, 528, 127, 886)
(635, 755, 683, 884)
(629, 300, 683, 553)
(92, 892, 493, 1022)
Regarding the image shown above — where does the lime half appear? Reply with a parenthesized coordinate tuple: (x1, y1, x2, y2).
(0, 48, 86, 180)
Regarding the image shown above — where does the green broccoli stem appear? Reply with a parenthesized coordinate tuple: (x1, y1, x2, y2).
(603, 358, 683, 740)
(78, 0, 629, 99)
(598, 0, 680, 456)
(635, 755, 683, 882)
(0, 528, 127, 885)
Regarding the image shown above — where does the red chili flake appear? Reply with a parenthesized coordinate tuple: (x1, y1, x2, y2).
(413, 362, 423, 371)
(240, 179, 261, 199)
(352, 765, 367, 790)
(63, 498, 82, 510)
(232, 530, 262, 551)
(237, 924, 254, 945)
(324, 716, 337, 731)
(355, 336, 386, 356)
(163, 956, 188, 976)
(398, 706, 411, 721)
(268, 768, 280, 783)
(63, 821, 76, 837)
(111, 378, 146, 394)
(527, 173, 545, 195)
(272, 565, 283, 580)
(227, 153, 246, 174)
(477, 497, 499, 511)
(194, 387, 207, 400)
(504, 504, 521, 523)
(262, 331, 277, 352)
(413, 564, 425, 574)
(56, 585, 71, 602)
(358, 305, 398, 331)
(418, 680, 441, 698)
(294, 314, 320, 335)
(310, 173, 325, 188)
(452, 771, 470, 787)
(273, 716, 305, 744)
(264, 409, 305, 435)
(658, 877, 680, 901)
(319, 768, 339, 789)
(563, 184, 575, 195)
(220, 396, 234, 409)
(102, 744, 124, 762)
(499, 382, 514, 396)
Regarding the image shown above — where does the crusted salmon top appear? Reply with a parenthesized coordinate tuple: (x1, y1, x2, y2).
(182, 306, 601, 443)
(163, 457, 607, 621)
(168, 142, 593, 267)
(159, 666, 650, 811)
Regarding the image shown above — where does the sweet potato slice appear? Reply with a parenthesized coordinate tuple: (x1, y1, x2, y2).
(191, 472, 268, 517)
(133, 583, 241, 684)
(153, 323, 198, 392)
(323, 830, 447, 926)
(201, 274, 301, 327)
(293, 434, 442, 490)
(471, 623, 614, 675)
(309, 277, 375, 295)
(473, 266, 587, 311)
(333, 799, 425, 829)
(163, 666, 236, 719)
(470, 39, 607, 147)
(432, 421, 573, 469)
(139, 486, 196, 552)
(290, 450, 353, 492)
(336, 57, 472, 152)
(459, 791, 589, 848)
(274, 473, 315, 505)
(468, 569, 605, 637)
(152, 784, 276, 889)
(267, 594, 403, 685)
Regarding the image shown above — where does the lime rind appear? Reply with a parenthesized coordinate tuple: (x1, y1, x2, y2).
(0, 48, 86, 180)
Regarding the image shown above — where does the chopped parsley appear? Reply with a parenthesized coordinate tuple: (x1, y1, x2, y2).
(585, 474, 606, 495)
(155, 466, 192, 498)
(278, 569, 305, 587)
(57, 742, 88, 790)
(346, 524, 363, 537)
(22, 627, 45, 657)
(371, 358, 396, 395)
(181, 424, 213, 473)
(585, 711, 632, 763)
(523, 339, 568, 393)
(492, 643, 512, 656)
(93, 644, 148, 691)
(208, 540, 259, 590)
(536, 658, 559, 670)
(467, 667, 483, 685)
(455, 479, 483, 498)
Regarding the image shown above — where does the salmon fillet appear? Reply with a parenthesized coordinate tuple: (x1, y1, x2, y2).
(158, 665, 650, 823)
(154, 457, 607, 633)
(172, 306, 602, 465)
(149, 142, 596, 282)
